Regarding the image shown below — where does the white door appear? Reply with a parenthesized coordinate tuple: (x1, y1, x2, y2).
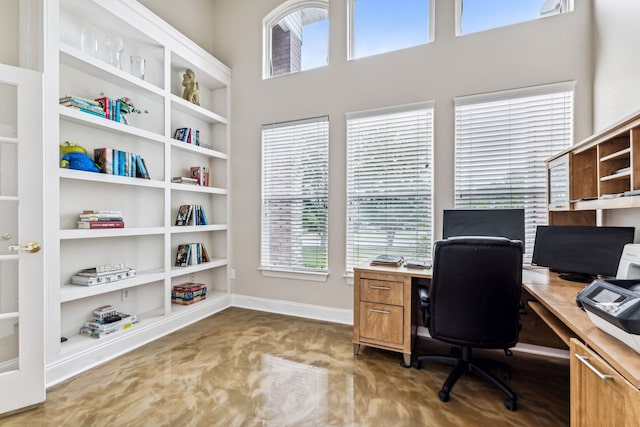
(0, 62, 45, 413)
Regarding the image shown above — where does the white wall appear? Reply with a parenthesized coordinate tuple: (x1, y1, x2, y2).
(137, 0, 216, 55)
(195, 0, 592, 310)
(593, 0, 640, 131)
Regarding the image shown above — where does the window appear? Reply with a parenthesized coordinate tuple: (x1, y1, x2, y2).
(349, 0, 432, 60)
(263, 1, 329, 79)
(457, 0, 574, 35)
(261, 117, 329, 277)
(454, 82, 575, 260)
(346, 103, 433, 273)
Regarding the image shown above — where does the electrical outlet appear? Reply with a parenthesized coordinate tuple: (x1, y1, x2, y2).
(190, 273, 195, 282)
(230, 269, 236, 280)
(121, 288, 131, 301)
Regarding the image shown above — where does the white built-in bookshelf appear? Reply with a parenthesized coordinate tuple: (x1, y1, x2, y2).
(45, 0, 231, 384)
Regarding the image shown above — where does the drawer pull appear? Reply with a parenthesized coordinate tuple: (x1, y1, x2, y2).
(369, 309, 391, 315)
(370, 285, 391, 291)
(575, 354, 613, 380)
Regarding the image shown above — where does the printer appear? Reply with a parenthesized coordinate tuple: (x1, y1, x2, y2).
(616, 243, 640, 280)
(577, 244, 640, 354)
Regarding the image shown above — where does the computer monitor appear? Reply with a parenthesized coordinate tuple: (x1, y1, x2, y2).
(442, 208, 525, 245)
(531, 225, 636, 282)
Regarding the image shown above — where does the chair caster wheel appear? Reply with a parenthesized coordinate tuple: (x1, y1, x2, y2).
(505, 399, 517, 411)
(438, 390, 449, 402)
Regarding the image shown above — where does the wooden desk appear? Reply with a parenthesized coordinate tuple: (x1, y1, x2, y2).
(352, 263, 431, 367)
(353, 263, 640, 425)
(522, 267, 640, 426)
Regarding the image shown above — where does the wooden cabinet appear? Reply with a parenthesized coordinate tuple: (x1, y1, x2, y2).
(43, 0, 231, 384)
(570, 339, 640, 427)
(547, 110, 640, 221)
(353, 267, 421, 367)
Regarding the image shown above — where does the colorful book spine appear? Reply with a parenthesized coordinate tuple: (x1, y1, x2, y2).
(77, 221, 125, 229)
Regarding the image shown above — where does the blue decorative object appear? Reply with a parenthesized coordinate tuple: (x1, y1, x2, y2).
(61, 152, 101, 172)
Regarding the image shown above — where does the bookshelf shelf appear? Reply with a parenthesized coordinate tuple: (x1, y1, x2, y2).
(170, 139, 228, 159)
(171, 224, 228, 233)
(45, 0, 231, 385)
(60, 270, 166, 302)
(60, 44, 165, 96)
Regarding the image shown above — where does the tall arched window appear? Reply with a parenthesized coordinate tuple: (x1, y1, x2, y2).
(263, 0, 329, 79)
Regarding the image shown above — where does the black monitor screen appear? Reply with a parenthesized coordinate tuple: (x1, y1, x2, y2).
(531, 225, 635, 281)
(442, 209, 525, 244)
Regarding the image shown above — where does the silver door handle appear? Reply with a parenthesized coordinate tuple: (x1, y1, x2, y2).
(575, 354, 613, 380)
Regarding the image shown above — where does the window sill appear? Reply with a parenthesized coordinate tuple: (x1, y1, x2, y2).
(258, 267, 328, 282)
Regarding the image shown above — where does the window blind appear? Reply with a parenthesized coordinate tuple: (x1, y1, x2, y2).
(346, 104, 433, 272)
(454, 82, 575, 260)
(261, 116, 329, 273)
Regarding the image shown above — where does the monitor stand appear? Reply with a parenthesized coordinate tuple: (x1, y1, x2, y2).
(558, 273, 596, 283)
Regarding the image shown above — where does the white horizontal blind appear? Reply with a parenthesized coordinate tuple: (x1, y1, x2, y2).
(261, 117, 329, 273)
(454, 82, 575, 260)
(346, 104, 433, 272)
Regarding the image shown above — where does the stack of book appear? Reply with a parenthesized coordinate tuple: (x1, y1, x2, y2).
(59, 95, 106, 118)
(370, 254, 405, 267)
(171, 176, 199, 185)
(77, 210, 125, 229)
(70, 263, 136, 286)
(94, 148, 150, 179)
(79, 304, 139, 339)
(175, 242, 211, 266)
(171, 282, 207, 305)
(174, 127, 201, 145)
(175, 204, 209, 226)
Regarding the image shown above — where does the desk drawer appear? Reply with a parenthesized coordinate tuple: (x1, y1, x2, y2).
(360, 279, 404, 306)
(359, 302, 404, 345)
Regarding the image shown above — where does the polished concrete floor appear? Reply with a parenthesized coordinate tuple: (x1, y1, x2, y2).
(1, 307, 570, 426)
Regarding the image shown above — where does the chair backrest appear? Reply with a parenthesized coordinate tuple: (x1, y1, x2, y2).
(429, 236, 523, 349)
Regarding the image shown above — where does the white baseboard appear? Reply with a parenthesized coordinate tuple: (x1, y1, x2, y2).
(46, 294, 566, 388)
(231, 294, 353, 325)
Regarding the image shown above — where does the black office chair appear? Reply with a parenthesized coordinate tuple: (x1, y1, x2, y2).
(413, 236, 523, 411)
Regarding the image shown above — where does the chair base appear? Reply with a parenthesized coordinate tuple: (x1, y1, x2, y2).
(413, 346, 517, 411)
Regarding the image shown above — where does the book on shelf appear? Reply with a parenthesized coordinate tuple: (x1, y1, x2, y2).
(172, 282, 206, 292)
(93, 305, 117, 320)
(85, 313, 137, 332)
(175, 243, 210, 267)
(175, 204, 193, 226)
(175, 204, 209, 226)
(93, 148, 150, 179)
(370, 254, 405, 266)
(189, 166, 209, 186)
(174, 127, 201, 146)
(172, 176, 199, 185)
(171, 295, 206, 305)
(70, 269, 136, 286)
(60, 95, 105, 114)
(79, 317, 140, 339)
(67, 105, 106, 117)
(172, 284, 207, 302)
(79, 212, 123, 221)
(77, 263, 131, 277)
(77, 220, 124, 229)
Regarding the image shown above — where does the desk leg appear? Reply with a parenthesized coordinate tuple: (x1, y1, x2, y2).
(353, 344, 360, 356)
(401, 353, 411, 368)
